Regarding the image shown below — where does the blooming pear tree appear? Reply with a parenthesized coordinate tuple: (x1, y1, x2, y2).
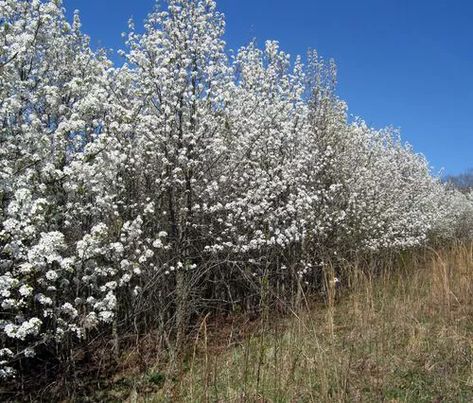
(0, 0, 471, 381)
(0, 0, 144, 378)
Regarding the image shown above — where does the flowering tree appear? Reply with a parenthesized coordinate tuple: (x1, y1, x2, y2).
(0, 0, 471, 382)
(0, 0, 140, 378)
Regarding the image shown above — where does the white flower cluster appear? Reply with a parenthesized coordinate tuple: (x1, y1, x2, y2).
(1, 0, 471, 380)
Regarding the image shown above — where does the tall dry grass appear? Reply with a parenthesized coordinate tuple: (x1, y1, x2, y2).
(119, 243, 472, 402)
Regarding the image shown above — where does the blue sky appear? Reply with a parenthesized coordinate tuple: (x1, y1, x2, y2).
(64, 0, 473, 175)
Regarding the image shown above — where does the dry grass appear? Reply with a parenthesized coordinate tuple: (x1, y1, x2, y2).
(106, 244, 473, 402)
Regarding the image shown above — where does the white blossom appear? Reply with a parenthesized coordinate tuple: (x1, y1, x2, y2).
(0, 0, 471, 380)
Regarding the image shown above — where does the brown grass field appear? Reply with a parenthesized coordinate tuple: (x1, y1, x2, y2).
(89, 243, 473, 402)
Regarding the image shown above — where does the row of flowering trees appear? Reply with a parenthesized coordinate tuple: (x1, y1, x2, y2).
(1, 0, 472, 380)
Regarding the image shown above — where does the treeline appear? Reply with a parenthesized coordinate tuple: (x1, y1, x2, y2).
(1, 0, 472, 383)
(445, 169, 473, 192)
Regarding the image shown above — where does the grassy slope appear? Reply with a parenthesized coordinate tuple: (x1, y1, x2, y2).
(110, 245, 473, 402)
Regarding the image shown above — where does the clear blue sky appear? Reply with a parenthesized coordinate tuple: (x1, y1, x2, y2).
(64, 0, 473, 175)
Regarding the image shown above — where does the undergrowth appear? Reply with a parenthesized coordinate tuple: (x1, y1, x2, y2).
(121, 244, 473, 402)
